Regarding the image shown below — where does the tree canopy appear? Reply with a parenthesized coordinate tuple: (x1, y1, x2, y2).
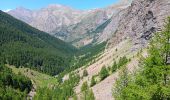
(0, 64, 32, 99)
(0, 10, 77, 75)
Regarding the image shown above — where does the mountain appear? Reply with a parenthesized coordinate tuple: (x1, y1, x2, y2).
(2, 0, 170, 99)
(105, 0, 170, 49)
(8, 2, 131, 47)
(0, 10, 77, 75)
(72, 0, 170, 99)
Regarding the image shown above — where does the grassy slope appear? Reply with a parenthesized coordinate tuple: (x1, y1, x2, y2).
(7, 65, 58, 88)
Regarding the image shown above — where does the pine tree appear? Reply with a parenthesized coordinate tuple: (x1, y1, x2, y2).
(81, 81, 88, 92)
(113, 67, 129, 100)
(81, 81, 95, 100)
(112, 61, 117, 72)
(87, 89, 95, 100)
(99, 66, 109, 81)
(90, 76, 96, 87)
(83, 69, 88, 77)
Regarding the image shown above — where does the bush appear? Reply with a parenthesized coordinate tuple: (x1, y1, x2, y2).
(83, 70, 88, 77)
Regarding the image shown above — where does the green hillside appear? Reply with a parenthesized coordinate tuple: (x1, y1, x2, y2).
(0, 64, 32, 99)
(7, 65, 58, 88)
(0, 10, 77, 75)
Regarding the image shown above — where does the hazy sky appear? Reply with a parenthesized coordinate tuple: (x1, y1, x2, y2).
(0, 0, 120, 11)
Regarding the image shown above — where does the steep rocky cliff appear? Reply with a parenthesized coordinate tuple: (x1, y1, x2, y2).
(105, 0, 170, 49)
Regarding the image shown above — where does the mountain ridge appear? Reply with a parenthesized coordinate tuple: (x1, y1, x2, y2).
(8, 1, 131, 47)
(0, 10, 76, 75)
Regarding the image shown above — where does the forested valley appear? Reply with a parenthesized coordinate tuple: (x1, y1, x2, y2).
(0, 10, 106, 99)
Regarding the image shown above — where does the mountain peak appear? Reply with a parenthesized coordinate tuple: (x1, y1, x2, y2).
(47, 4, 65, 8)
(15, 6, 30, 11)
(46, 4, 73, 10)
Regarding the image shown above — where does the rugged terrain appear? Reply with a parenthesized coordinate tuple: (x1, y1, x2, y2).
(3, 0, 170, 99)
(62, 0, 170, 99)
(8, 0, 131, 47)
(8, 0, 170, 48)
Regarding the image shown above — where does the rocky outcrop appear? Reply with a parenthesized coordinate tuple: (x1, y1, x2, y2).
(104, 0, 170, 48)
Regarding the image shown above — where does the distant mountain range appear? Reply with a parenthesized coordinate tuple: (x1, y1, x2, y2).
(8, 0, 131, 47)
(7, 0, 170, 49)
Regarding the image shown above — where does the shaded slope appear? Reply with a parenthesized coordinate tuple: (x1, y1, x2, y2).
(0, 10, 77, 75)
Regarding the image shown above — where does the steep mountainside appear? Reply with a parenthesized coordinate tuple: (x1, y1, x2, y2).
(69, 0, 170, 99)
(8, 1, 131, 47)
(0, 10, 77, 75)
(105, 0, 170, 49)
(11, 0, 170, 48)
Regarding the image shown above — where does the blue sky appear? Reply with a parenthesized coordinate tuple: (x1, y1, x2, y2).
(0, 0, 120, 11)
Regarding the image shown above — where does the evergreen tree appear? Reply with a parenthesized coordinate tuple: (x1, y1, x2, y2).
(112, 61, 117, 72)
(0, 64, 32, 99)
(0, 10, 77, 75)
(99, 66, 109, 81)
(81, 81, 95, 100)
(81, 82, 88, 92)
(113, 67, 129, 100)
(90, 76, 96, 87)
(87, 89, 95, 100)
(34, 73, 80, 100)
(117, 56, 128, 68)
(83, 69, 88, 77)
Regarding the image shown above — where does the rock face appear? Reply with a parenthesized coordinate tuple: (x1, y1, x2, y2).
(8, 0, 170, 47)
(104, 0, 170, 48)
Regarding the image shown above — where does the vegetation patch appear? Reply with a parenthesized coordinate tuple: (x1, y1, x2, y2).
(0, 64, 32, 99)
(7, 65, 58, 88)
